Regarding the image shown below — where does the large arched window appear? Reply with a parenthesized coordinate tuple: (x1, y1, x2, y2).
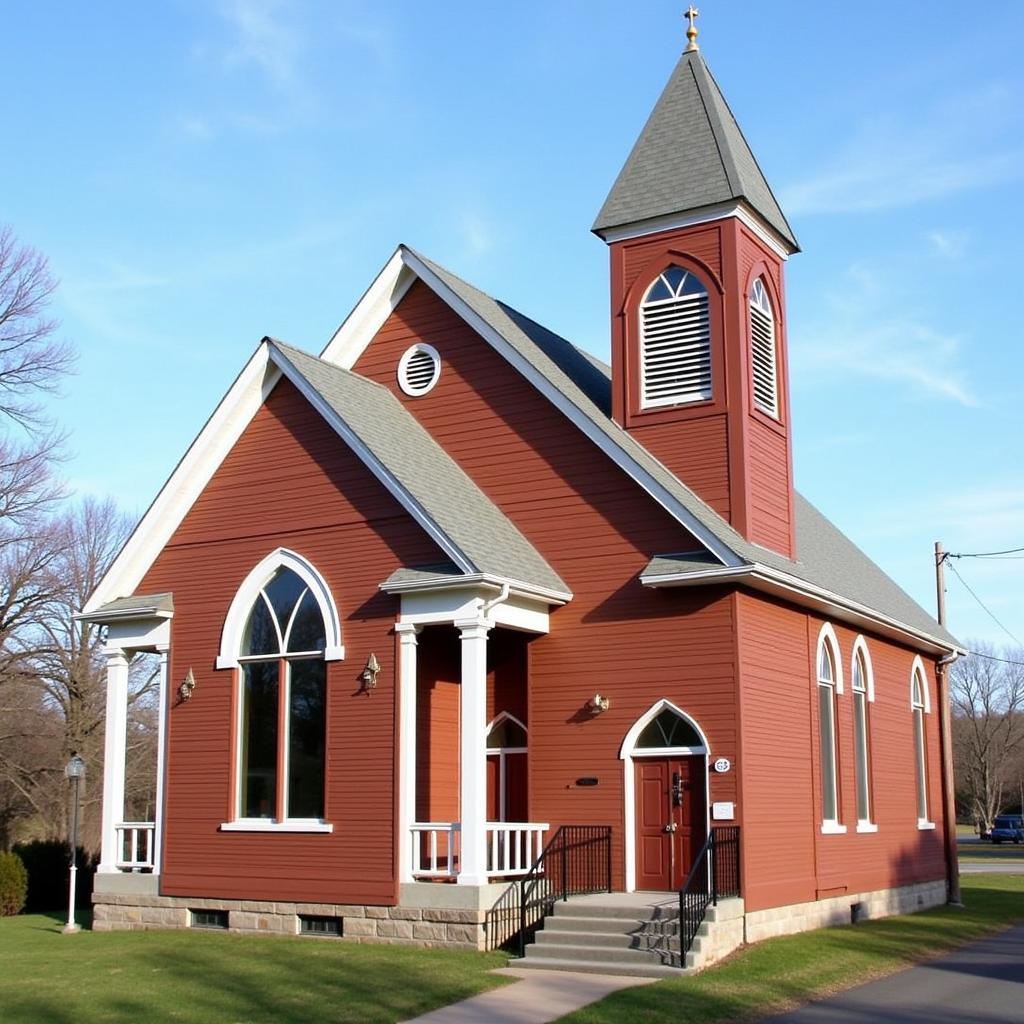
(911, 659, 933, 827)
(817, 625, 845, 832)
(639, 266, 711, 408)
(749, 277, 778, 417)
(851, 638, 876, 831)
(236, 566, 328, 823)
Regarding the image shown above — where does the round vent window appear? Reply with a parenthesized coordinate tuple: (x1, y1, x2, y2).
(397, 343, 441, 397)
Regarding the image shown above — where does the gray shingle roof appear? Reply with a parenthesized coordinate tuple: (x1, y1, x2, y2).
(593, 50, 798, 251)
(402, 251, 957, 650)
(268, 340, 570, 598)
(85, 592, 174, 620)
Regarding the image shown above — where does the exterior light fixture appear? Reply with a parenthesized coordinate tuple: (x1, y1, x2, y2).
(589, 693, 611, 713)
(63, 754, 87, 935)
(178, 668, 196, 703)
(361, 653, 381, 690)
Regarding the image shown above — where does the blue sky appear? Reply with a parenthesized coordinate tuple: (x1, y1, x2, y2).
(3, 1, 1022, 648)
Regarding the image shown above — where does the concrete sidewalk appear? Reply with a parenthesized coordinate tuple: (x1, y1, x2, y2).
(400, 966, 655, 1024)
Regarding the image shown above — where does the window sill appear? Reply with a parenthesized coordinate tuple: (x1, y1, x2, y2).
(917, 819, 936, 831)
(856, 821, 879, 834)
(820, 821, 847, 835)
(220, 819, 334, 834)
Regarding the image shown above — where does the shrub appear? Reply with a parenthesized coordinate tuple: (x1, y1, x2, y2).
(12, 840, 96, 912)
(0, 851, 28, 915)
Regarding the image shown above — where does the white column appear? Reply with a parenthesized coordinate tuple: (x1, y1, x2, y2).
(456, 618, 490, 885)
(396, 623, 421, 883)
(97, 649, 130, 874)
(151, 646, 169, 875)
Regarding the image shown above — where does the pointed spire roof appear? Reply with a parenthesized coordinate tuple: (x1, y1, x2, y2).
(593, 50, 798, 251)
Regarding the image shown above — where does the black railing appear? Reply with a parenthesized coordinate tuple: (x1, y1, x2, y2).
(678, 825, 741, 959)
(484, 825, 612, 953)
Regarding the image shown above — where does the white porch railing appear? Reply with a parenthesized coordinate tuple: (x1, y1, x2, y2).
(410, 822, 461, 878)
(409, 821, 548, 880)
(115, 821, 155, 871)
(486, 822, 548, 877)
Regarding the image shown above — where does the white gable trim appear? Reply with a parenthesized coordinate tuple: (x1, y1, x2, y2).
(82, 345, 282, 614)
(321, 248, 417, 365)
(215, 547, 345, 669)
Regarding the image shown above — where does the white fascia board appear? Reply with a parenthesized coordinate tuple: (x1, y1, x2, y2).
(381, 571, 571, 606)
(267, 344, 476, 576)
(320, 248, 417, 367)
(400, 249, 742, 570)
(75, 606, 174, 625)
(595, 201, 795, 261)
(641, 562, 962, 656)
(82, 345, 281, 615)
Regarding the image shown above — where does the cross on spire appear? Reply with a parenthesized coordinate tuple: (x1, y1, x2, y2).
(684, 5, 700, 52)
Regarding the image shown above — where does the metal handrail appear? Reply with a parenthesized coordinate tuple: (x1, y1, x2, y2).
(678, 825, 740, 959)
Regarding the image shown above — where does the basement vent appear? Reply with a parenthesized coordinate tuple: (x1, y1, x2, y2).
(640, 267, 711, 408)
(398, 343, 441, 397)
(299, 914, 343, 937)
(749, 278, 778, 417)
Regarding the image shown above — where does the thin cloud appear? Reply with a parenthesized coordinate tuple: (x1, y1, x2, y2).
(926, 229, 968, 260)
(220, 0, 301, 89)
(781, 85, 1023, 216)
(793, 265, 978, 407)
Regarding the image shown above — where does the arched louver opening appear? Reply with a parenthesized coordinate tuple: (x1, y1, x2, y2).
(749, 278, 778, 417)
(640, 266, 711, 408)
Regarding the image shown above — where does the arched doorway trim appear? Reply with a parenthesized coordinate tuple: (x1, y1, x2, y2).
(620, 699, 710, 892)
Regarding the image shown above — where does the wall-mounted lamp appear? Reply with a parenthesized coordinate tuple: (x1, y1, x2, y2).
(589, 693, 611, 714)
(179, 668, 196, 703)
(361, 653, 381, 691)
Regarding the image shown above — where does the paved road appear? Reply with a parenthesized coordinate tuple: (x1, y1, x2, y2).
(762, 924, 1024, 1023)
(960, 861, 1024, 874)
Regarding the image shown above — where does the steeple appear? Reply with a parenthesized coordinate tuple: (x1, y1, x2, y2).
(596, 27, 798, 557)
(592, 48, 798, 252)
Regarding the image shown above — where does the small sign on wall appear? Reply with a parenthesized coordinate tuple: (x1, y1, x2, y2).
(712, 802, 735, 820)
(713, 757, 731, 773)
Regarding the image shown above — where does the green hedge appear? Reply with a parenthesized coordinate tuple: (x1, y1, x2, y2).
(12, 841, 96, 912)
(0, 852, 28, 916)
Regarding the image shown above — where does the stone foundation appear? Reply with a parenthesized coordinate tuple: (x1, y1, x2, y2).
(91, 878, 500, 950)
(743, 879, 947, 944)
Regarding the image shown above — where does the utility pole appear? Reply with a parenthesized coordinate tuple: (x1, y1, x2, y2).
(935, 541, 962, 906)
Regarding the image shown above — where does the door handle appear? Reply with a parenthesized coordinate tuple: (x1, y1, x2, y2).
(664, 822, 678, 833)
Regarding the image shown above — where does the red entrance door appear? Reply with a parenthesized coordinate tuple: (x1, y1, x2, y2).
(635, 756, 706, 890)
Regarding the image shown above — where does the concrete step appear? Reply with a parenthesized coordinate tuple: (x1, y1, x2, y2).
(550, 901, 679, 922)
(526, 942, 679, 967)
(535, 928, 679, 950)
(541, 914, 680, 936)
(516, 955, 690, 979)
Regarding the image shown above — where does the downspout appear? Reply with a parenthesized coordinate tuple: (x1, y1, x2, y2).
(481, 582, 511, 621)
(937, 650, 962, 906)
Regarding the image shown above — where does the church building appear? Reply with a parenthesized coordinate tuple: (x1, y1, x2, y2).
(82, 16, 962, 973)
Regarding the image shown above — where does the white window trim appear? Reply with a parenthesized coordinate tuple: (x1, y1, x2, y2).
(220, 819, 333, 833)
(749, 278, 779, 419)
(816, 623, 844, 832)
(619, 699, 710, 892)
(910, 655, 931, 712)
(851, 635, 876, 831)
(910, 655, 933, 828)
(216, 548, 344, 670)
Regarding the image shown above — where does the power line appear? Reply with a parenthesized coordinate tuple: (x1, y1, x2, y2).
(947, 561, 1024, 648)
(967, 649, 1024, 668)
(948, 545, 1024, 559)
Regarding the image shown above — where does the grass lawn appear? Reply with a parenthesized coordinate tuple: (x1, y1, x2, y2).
(556, 873, 1024, 1024)
(0, 912, 509, 1024)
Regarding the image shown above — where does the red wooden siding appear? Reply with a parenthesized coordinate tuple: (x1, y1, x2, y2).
(737, 592, 947, 913)
(415, 627, 460, 824)
(138, 377, 447, 905)
(353, 282, 740, 888)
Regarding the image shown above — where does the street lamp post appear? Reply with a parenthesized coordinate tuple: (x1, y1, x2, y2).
(63, 754, 86, 935)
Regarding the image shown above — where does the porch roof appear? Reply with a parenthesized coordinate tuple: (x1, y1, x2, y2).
(79, 592, 174, 623)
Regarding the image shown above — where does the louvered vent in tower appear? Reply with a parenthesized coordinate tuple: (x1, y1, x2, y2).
(749, 278, 777, 417)
(640, 267, 711, 408)
(397, 343, 441, 396)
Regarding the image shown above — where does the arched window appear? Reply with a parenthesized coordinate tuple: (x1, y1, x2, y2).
(237, 566, 328, 823)
(851, 639, 875, 830)
(635, 708, 704, 751)
(911, 660, 932, 827)
(817, 626, 844, 832)
(749, 278, 778, 417)
(639, 266, 711, 408)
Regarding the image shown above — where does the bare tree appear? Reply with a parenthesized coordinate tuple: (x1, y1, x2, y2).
(952, 643, 1024, 832)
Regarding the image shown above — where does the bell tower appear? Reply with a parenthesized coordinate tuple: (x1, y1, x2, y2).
(594, 11, 800, 557)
